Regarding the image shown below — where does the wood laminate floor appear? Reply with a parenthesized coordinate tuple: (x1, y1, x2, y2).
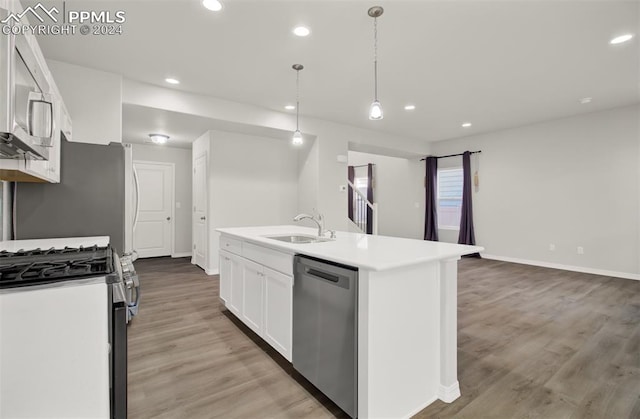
(128, 257, 640, 419)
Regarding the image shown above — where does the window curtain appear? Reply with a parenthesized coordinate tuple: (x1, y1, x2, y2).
(366, 163, 374, 234)
(458, 151, 480, 256)
(348, 165, 355, 221)
(424, 156, 438, 241)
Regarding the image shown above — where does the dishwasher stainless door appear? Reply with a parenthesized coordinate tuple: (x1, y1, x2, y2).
(293, 255, 358, 418)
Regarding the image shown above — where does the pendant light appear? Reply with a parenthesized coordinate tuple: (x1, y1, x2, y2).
(292, 64, 304, 145)
(368, 6, 384, 120)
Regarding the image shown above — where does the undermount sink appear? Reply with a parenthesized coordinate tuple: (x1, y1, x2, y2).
(265, 234, 333, 244)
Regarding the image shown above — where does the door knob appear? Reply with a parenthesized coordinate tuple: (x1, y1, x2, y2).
(166, 216, 171, 221)
(200, 216, 206, 220)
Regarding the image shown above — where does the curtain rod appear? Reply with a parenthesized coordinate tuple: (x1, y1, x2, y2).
(350, 164, 376, 168)
(420, 150, 481, 161)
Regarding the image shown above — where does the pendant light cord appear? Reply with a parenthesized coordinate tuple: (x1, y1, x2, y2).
(373, 16, 378, 101)
(296, 69, 300, 131)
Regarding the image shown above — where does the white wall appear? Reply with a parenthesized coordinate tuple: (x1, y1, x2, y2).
(431, 105, 640, 278)
(201, 130, 299, 273)
(296, 137, 320, 228)
(130, 143, 192, 256)
(348, 151, 425, 240)
(48, 60, 122, 145)
(122, 79, 430, 232)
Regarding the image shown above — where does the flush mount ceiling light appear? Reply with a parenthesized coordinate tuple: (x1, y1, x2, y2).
(291, 64, 304, 146)
(165, 78, 180, 85)
(202, 0, 223, 12)
(149, 134, 169, 144)
(293, 26, 310, 37)
(461, 122, 472, 128)
(404, 104, 416, 111)
(284, 105, 296, 110)
(610, 34, 633, 44)
(580, 97, 592, 104)
(368, 6, 384, 120)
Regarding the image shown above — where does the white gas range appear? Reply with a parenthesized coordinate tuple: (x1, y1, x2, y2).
(0, 236, 139, 419)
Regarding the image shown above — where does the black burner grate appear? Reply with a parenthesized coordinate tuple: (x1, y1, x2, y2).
(0, 245, 115, 289)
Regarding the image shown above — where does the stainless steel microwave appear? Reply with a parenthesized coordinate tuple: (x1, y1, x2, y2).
(0, 8, 59, 160)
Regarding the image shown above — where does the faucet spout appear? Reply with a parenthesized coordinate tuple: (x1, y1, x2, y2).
(293, 213, 325, 237)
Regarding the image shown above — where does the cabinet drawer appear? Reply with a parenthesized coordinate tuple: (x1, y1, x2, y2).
(243, 242, 293, 276)
(220, 236, 242, 255)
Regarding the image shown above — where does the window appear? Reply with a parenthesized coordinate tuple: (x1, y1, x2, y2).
(437, 168, 463, 229)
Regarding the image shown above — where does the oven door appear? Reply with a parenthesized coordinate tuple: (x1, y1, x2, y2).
(110, 283, 128, 419)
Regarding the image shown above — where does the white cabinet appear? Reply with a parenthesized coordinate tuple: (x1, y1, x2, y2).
(241, 259, 264, 335)
(263, 266, 293, 360)
(0, 129, 61, 183)
(219, 250, 232, 304)
(218, 235, 293, 361)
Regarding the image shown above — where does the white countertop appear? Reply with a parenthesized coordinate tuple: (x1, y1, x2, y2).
(0, 236, 110, 252)
(217, 226, 483, 271)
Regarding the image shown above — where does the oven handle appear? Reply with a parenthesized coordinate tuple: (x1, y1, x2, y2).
(128, 283, 140, 309)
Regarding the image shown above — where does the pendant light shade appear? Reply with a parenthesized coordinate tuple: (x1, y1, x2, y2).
(292, 130, 303, 145)
(292, 64, 304, 146)
(368, 6, 384, 121)
(369, 100, 383, 120)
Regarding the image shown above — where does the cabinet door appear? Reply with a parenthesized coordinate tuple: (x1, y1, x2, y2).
(227, 255, 244, 318)
(241, 259, 264, 336)
(263, 266, 293, 361)
(219, 251, 232, 304)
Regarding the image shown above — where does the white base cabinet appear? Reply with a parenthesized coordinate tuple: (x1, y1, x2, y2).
(241, 258, 264, 335)
(219, 250, 243, 318)
(218, 239, 293, 361)
(263, 266, 293, 360)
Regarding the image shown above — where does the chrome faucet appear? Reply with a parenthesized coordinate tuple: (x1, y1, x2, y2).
(293, 213, 326, 237)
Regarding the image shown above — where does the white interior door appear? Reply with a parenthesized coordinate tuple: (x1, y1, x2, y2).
(193, 153, 208, 269)
(133, 161, 174, 258)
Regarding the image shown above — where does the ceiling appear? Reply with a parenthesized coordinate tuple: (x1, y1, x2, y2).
(24, 0, 640, 144)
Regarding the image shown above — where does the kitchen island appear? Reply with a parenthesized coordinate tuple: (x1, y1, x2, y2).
(216, 225, 482, 419)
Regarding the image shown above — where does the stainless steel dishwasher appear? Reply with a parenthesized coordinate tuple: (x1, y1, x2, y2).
(293, 255, 358, 418)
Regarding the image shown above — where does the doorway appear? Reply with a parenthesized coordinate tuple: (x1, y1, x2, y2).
(133, 161, 175, 258)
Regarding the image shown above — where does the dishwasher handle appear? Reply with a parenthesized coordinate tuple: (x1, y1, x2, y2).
(306, 267, 340, 283)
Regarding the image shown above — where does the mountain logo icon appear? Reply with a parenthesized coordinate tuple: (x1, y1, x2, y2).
(1, 3, 60, 24)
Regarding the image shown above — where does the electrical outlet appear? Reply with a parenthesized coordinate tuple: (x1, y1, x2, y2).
(577, 246, 584, 255)
(176, 202, 181, 209)
(549, 244, 555, 251)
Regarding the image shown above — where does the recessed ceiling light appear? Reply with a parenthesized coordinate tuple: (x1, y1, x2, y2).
(610, 34, 634, 44)
(202, 0, 223, 12)
(462, 122, 472, 128)
(293, 26, 311, 37)
(149, 134, 169, 144)
(580, 97, 592, 104)
(284, 105, 296, 110)
(404, 105, 416, 111)
(165, 78, 180, 85)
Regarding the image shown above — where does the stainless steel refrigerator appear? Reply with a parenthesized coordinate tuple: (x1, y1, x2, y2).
(14, 139, 126, 254)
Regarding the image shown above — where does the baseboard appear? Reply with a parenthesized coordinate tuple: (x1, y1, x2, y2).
(205, 268, 219, 276)
(482, 254, 640, 281)
(171, 252, 192, 258)
(437, 381, 461, 403)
